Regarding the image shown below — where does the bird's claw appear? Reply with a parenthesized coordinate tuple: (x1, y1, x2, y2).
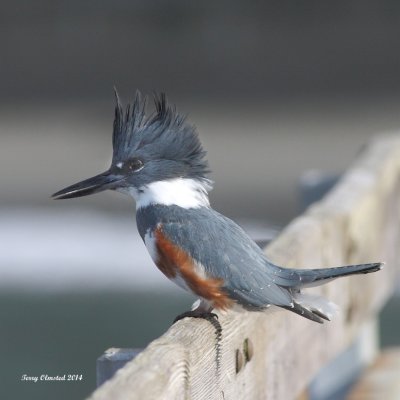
(173, 310, 222, 375)
(173, 310, 219, 324)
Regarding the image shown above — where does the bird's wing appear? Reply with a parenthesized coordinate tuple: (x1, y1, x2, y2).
(158, 209, 293, 308)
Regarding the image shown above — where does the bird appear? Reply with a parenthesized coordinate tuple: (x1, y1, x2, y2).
(52, 90, 383, 324)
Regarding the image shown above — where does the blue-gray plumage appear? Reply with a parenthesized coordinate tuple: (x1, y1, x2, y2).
(52, 90, 383, 323)
(137, 204, 381, 322)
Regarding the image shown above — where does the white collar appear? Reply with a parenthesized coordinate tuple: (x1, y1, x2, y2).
(128, 178, 211, 209)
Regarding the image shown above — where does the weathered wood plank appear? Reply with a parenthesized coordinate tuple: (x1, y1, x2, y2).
(88, 135, 400, 400)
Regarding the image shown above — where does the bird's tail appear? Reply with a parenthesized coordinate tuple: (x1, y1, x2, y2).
(295, 262, 383, 288)
(277, 262, 383, 323)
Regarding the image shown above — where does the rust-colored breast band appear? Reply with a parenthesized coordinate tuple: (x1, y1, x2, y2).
(154, 226, 233, 310)
(153, 227, 177, 279)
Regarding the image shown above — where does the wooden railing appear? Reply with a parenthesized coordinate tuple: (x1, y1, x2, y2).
(88, 135, 400, 400)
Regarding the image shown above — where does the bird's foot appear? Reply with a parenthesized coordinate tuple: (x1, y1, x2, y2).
(173, 310, 222, 339)
(174, 309, 222, 347)
(173, 309, 218, 324)
(173, 309, 222, 374)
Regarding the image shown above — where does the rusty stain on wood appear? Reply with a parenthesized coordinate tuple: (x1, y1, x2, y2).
(235, 349, 244, 374)
(243, 338, 253, 363)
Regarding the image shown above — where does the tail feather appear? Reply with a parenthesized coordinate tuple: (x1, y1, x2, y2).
(275, 263, 382, 323)
(311, 262, 383, 283)
(274, 262, 384, 289)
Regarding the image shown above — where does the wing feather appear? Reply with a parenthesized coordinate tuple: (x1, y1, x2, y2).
(158, 208, 293, 308)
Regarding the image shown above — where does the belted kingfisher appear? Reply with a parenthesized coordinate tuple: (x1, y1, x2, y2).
(53, 91, 382, 324)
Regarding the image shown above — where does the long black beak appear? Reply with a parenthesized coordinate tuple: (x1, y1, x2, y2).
(52, 171, 125, 200)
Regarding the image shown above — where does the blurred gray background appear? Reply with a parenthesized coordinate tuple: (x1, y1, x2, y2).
(2, 2, 400, 399)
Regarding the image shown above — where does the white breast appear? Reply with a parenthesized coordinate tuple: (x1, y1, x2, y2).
(144, 230, 158, 263)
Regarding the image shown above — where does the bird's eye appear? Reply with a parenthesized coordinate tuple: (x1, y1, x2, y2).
(127, 158, 144, 172)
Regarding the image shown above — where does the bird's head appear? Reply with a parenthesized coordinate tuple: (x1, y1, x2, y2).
(52, 91, 212, 208)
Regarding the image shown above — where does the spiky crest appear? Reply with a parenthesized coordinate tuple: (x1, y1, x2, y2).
(112, 89, 210, 182)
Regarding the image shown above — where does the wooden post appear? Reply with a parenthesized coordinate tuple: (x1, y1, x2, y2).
(88, 135, 400, 400)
